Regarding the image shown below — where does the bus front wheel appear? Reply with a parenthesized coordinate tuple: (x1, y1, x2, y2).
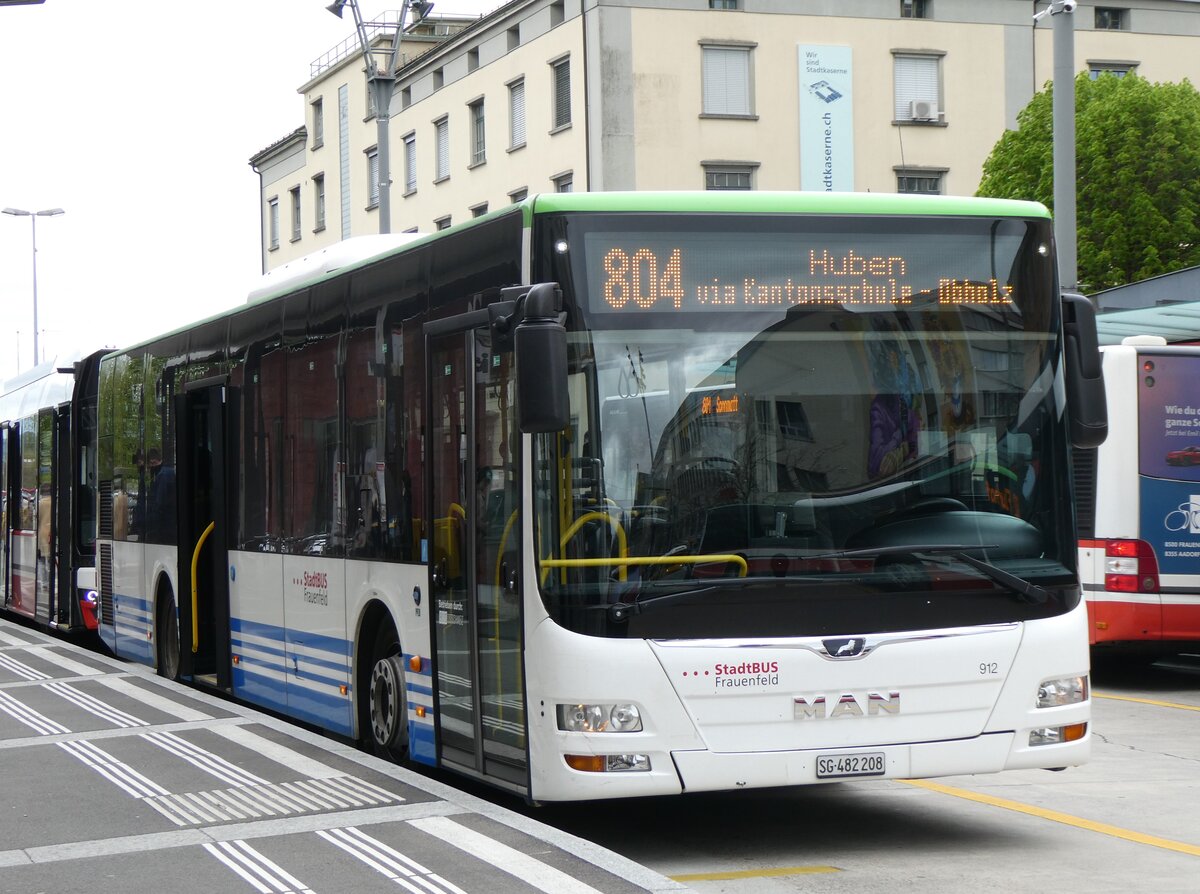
(368, 628, 409, 762)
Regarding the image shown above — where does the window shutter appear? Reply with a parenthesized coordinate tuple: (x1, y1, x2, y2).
(471, 101, 486, 164)
(510, 80, 526, 147)
(436, 120, 449, 179)
(404, 137, 416, 192)
(553, 59, 571, 128)
(894, 55, 939, 119)
(702, 47, 750, 115)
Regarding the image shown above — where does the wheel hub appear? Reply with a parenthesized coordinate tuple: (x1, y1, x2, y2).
(370, 654, 406, 746)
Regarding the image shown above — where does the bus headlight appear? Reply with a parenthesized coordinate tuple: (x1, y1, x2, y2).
(1036, 675, 1088, 708)
(557, 703, 643, 732)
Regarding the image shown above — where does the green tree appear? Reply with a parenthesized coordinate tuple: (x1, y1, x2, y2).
(977, 72, 1200, 292)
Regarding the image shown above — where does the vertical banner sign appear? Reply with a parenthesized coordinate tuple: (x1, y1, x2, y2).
(799, 45, 854, 192)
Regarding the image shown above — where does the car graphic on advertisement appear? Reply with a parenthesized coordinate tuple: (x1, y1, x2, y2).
(1166, 445, 1200, 466)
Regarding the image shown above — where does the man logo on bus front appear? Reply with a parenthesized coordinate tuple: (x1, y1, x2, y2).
(824, 638, 865, 658)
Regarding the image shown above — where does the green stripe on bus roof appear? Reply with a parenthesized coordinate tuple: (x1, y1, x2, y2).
(102, 191, 1047, 359)
(526, 191, 1050, 219)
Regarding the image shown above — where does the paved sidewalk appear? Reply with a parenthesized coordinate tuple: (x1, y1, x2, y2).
(0, 618, 692, 894)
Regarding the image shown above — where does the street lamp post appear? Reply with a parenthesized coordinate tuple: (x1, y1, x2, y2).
(326, 0, 434, 235)
(2, 206, 64, 368)
(1035, 1, 1078, 291)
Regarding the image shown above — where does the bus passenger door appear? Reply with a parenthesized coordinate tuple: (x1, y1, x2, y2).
(175, 383, 232, 689)
(428, 321, 527, 790)
(1, 425, 9, 608)
(51, 403, 72, 628)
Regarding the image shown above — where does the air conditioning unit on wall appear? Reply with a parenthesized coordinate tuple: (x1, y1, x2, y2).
(910, 99, 939, 121)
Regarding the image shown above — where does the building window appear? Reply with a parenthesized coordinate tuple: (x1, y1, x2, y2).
(507, 26, 520, 51)
(900, 0, 929, 18)
(310, 97, 324, 149)
(471, 202, 489, 218)
(551, 57, 571, 130)
(895, 168, 945, 194)
(509, 79, 526, 149)
(403, 133, 417, 195)
(551, 1, 565, 25)
(467, 48, 479, 72)
(894, 52, 942, 122)
(701, 44, 754, 117)
(1089, 60, 1136, 79)
(709, 0, 738, 8)
(1095, 7, 1127, 30)
(469, 98, 486, 166)
(268, 197, 279, 251)
(509, 187, 528, 203)
(434, 117, 449, 181)
(290, 186, 302, 242)
(312, 174, 326, 232)
(704, 164, 755, 190)
(366, 146, 379, 208)
(401, 86, 411, 110)
(433, 68, 444, 90)
(435, 216, 452, 230)
(552, 171, 573, 193)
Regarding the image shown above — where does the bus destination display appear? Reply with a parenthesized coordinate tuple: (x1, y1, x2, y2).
(583, 231, 1020, 314)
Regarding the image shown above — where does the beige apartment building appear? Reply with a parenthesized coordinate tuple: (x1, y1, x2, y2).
(250, 0, 1200, 273)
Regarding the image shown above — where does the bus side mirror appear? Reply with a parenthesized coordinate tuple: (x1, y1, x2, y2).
(1062, 291, 1108, 449)
(513, 283, 569, 433)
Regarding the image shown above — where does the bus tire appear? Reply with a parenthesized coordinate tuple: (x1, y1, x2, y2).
(368, 625, 409, 762)
(156, 584, 181, 681)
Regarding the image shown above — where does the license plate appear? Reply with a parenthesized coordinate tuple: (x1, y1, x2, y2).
(815, 751, 886, 779)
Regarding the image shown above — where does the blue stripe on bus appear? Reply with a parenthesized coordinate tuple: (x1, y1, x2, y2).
(410, 721, 436, 765)
(227, 615, 353, 733)
(230, 635, 287, 661)
(232, 666, 288, 714)
(286, 683, 352, 736)
(105, 604, 429, 753)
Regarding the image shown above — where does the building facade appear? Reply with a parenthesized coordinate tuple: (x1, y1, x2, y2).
(250, 0, 1200, 273)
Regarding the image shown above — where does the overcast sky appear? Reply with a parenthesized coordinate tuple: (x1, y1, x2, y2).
(0, 0, 497, 383)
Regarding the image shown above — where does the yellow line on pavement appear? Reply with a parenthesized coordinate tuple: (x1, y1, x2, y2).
(670, 865, 841, 881)
(899, 779, 1200, 857)
(1093, 692, 1200, 712)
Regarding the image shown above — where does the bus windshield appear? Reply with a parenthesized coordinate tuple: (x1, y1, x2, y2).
(532, 211, 1078, 639)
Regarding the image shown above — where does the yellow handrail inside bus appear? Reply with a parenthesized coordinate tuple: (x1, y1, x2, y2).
(190, 520, 215, 654)
(539, 553, 748, 578)
(494, 509, 520, 591)
(542, 511, 629, 584)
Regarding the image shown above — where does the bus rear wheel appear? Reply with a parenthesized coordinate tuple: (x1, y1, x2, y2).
(368, 629, 409, 762)
(156, 586, 180, 681)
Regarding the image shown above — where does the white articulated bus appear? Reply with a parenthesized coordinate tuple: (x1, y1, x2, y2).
(93, 192, 1106, 801)
(1, 352, 105, 636)
(1075, 337, 1200, 658)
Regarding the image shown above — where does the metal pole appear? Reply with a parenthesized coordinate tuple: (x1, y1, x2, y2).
(3, 206, 62, 368)
(328, 0, 413, 236)
(1050, 1, 1077, 290)
(30, 213, 39, 365)
(370, 76, 396, 234)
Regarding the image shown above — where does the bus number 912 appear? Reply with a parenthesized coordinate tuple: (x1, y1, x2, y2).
(602, 248, 684, 310)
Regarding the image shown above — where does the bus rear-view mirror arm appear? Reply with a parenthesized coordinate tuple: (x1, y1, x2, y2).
(1062, 291, 1108, 449)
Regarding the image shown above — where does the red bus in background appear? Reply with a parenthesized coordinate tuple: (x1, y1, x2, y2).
(1075, 337, 1200, 658)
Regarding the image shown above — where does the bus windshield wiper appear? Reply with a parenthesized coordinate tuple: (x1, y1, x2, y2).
(812, 544, 1051, 605)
